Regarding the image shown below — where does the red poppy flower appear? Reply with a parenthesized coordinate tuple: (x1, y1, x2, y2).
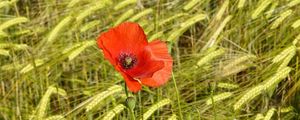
(97, 22, 173, 93)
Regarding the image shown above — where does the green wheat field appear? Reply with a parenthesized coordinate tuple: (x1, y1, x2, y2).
(1, 0, 300, 119)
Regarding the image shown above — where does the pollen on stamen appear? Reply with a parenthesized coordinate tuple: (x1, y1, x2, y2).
(118, 52, 137, 69)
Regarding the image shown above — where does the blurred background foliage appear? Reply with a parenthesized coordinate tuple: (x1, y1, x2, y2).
(1, 0, 300, 119)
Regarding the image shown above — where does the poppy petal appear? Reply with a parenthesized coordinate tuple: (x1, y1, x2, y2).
(141, 40, 173, 87)
(97, 22, 147, 61)
(120, 72, 142, 93)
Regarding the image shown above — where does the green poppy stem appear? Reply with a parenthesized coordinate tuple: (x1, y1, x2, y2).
(124, 83, 136, 120)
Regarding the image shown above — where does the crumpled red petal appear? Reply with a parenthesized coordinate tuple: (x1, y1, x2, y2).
(122, 50, 164, 79)
(120, 72, 142, 93)
(141, 40, 173, 87)
(97, 22, 147, 61)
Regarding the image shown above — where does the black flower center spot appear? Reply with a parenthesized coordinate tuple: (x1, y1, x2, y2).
(118, 53, 137, 69)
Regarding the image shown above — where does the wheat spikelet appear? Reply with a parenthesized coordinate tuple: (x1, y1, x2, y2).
(233, 85, 264, 111)
(215, 0, 229, 20)
(293, 33, 300, 45)
(159, 13, 186, 26)
(141, 99, 171, 120)
(180, 14, 207, 28)
(36, 86, 66, 120)
(217, 83, 239, 89)
(67, 40, 95, 61)
(0, 49, 9, 56)
(80, 20, 101, 33)
(205, 15, 232, 49)
(1, 63, 23, 71)
(128, 8, 153, 22)
(167, 14, 206, 41)
(0, 30, 8, 37)
(0, 1, 10, 9)
(85, 85, 123, 112)
(114, 0, 136, 10)
(183, 0, 202, 11)
(222, 64, 250, 77)
(196, 48, 225, 67)
(263, 67, 291, 90)
(254, 113, 264, 120)
(237, 0, 246, 8)
(264, 108, 276, 120)
(47, 16, 73, 43)
(149, 31, 163, 41)
(270, 9, 293, 29)
(206, 92, 233, 105)
(272, 45, 296, 63)
(282, 112, 297, 120)
(114, 9, 135, 26)
(67, 0, 82, 8)
(102, 104, 126, 120)
(167, 14, 206, 42)
(0, 43, 29, 50)
(45, 115, 66, 120)
(223, 54, 256, 70)
(278, 49, 296, 70)
(288, 0, 300, 7)
(265, 2, 278, 18)
(20, 59, 45, 74)
(167, 114, 177, 120)
(280, 106, 294, 113)
(76, 0, 112, 22)
(0, 17, 29, 31)
(292, 19, 300, 28)
(251, 0, 272, 19)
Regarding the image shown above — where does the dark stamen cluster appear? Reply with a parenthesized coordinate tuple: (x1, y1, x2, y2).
(118, 52, 137, 69)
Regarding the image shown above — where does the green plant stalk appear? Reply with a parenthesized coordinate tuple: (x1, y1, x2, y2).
(172, 72, 183, 120)
(124, 83, 135, 120)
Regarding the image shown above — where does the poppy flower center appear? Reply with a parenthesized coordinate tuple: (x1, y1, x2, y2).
(118, 53, 137, 69)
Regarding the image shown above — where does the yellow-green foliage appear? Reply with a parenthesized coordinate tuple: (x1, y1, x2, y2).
(2, 0, 300, 119)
